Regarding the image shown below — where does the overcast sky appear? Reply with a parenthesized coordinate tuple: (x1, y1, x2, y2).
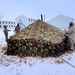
(0, 0, 75, 21)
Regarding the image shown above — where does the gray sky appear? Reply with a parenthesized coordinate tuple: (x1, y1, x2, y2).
(0, 0, 75, 21)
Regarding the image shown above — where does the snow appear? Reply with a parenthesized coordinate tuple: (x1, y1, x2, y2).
(0, 29, 75, 75)
(0, 29, 15, 46)
(61, 53, 75, 67)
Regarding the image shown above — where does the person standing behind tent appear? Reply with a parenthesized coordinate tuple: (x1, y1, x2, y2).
(65, 22, 75, 51)
(15, 23, 20, 33)
(3, 25, 10, 41)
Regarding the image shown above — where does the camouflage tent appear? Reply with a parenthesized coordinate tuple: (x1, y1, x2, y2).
(10, 20, 64, 42)
(6, 20, 67, 57)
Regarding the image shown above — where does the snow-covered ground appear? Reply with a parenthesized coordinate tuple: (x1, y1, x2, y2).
(0, 29, 15, 46)
(0, 29, 75, 75)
